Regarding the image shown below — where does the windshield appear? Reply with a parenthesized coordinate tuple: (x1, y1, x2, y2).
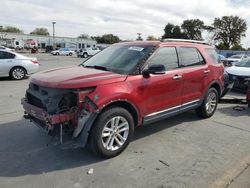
(235, 58, 250, 67)
(82, 45, 155, 74)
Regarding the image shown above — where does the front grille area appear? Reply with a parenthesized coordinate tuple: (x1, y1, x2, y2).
(26, 92, 45, 110)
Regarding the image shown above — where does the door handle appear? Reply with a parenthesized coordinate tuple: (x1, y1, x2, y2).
(204, 70, 210, 74)
(172, 75, 182, 80)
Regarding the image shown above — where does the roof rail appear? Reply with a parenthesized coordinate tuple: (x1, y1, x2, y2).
(163, 38, 210, 45)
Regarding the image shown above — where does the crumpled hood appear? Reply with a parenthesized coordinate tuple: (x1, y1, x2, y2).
(226, 66, 250, 77)
(30, 66, 127, 88)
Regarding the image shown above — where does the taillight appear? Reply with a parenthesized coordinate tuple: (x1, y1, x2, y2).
(31, 60, 39, 64)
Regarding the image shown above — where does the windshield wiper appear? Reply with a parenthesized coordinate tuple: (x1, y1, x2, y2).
(83, 65, 109, 71)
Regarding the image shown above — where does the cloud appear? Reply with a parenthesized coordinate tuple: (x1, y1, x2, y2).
(0, 0, 249, 46)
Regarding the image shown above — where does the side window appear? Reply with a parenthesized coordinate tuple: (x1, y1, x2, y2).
(0, 51, 15, 59)
(178, 47, 205, 67)
(148, 47, 178, 70)
(205, 48, 220, 64)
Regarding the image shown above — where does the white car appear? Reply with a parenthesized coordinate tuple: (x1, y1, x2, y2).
(226, 54, 248, 66)
(0, 46, 14, 51)
(0, 49, 39, 80)
(77, 47, 101, 58)
(225, 58, 250, 90)
(51, 48, 74, 56)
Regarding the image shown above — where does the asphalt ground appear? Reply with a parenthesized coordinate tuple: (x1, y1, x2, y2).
(0, 53, 249, 188)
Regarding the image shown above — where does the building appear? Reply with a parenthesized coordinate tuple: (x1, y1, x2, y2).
(0, 32, 97, 51)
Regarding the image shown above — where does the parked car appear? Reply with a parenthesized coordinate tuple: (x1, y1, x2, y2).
(0, 49, 39, 80)
(0, 46, 14, 51)
(77, 47, 101, 58)
(225, 57, 250, 90)
(51, 48, 74, 56)
(226, 54, 248, 66)
(22, 40, 224, 158)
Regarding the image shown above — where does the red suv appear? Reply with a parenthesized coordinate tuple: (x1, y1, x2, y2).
(22, 40, 224, 158)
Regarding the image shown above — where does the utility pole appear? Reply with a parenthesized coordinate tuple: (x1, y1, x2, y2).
(52, 21, 56, 49)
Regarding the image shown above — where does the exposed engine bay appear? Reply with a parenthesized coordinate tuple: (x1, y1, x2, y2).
(22, 83, 98, 146)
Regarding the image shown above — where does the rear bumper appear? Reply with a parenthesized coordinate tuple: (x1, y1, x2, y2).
(26, 64, 39, 75)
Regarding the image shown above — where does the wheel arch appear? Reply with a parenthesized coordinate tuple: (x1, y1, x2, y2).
(99, 100, 140, 127)
(9, 66, 27, 77)
(209, 81, 222, 97)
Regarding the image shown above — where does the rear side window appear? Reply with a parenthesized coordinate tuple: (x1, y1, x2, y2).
(205, 48, 220, 63)
(0, 51, 15, 59)
(178, 47, 205, 67)
(148, 47, 179, 70)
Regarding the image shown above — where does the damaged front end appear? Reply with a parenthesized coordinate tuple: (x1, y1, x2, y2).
(21, 83, 98, 147)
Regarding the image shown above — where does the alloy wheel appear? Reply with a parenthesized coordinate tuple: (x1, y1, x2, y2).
(101, 116, 129, 151)
(205, 91, 217, 114)
(12, 68, 25, 80)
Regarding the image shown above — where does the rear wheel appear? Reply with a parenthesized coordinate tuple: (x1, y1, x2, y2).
(56, 52, 59, 55)
(196, 88, 218, 118)
(89, 107, 134, 158)
(69, 52, 73, 56)
(10, 67, 26, 80)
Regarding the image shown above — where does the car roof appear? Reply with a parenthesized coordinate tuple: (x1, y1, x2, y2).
(115, 40, 212, 48)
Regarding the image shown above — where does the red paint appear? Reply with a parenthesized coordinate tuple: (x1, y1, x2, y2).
(28, 41, 224, 126)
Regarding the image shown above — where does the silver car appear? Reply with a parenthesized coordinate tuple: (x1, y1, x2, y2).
(0, 49, 39, 80)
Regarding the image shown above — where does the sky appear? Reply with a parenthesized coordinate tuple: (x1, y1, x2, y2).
(1, 0, 250, 47)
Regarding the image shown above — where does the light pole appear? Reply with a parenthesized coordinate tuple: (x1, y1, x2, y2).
(52, 21, 56, 49)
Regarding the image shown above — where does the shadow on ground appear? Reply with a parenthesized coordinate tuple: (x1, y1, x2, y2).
(0, 110, 200, 177)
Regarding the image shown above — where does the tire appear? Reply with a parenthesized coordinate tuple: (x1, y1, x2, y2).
(83, 53, 88, 58)
(69, 53, 73, 56)
(196, 88, 218, 118)
(89, 107, 134, 158)
(10, 67, 26, 80)
(56, 52, 59, 55)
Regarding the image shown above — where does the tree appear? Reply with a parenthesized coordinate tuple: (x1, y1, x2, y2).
(91, 34, 120, 44)
(181, 19, 205, 40)
(78, 34, 90, 39)
(211, 15, 247, 49)
(1, 26, 23, 33)
(162, 23, 184, 39)
(30, 28, 50, 36)
(147, 35, 158, 41)
(230, 44, 245, 51)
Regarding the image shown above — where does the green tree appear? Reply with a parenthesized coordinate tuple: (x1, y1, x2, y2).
(181, 19, 205, 40)
(78, 34, 90, 39)
(92, 34, 120, 44)
(146, 35, 158, 41)
(212, 15, 247, 49)
(230, 44, 245, 51)
(2, 26, 23, 33)
(30, 28, 50, 36)
(162, 23, 184, 39)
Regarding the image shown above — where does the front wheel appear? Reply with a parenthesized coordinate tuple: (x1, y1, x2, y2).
(89, 107, 134, 158)
(196, 88, 218, 118)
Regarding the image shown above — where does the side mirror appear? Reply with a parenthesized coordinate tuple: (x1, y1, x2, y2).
(142, 64, 166, 77)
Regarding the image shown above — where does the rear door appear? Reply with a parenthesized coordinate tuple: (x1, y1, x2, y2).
(0, 51, 16, 76)
(177, 47, 209, 109)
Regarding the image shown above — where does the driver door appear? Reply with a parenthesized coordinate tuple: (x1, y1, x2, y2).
(139, 47, 183, 124)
